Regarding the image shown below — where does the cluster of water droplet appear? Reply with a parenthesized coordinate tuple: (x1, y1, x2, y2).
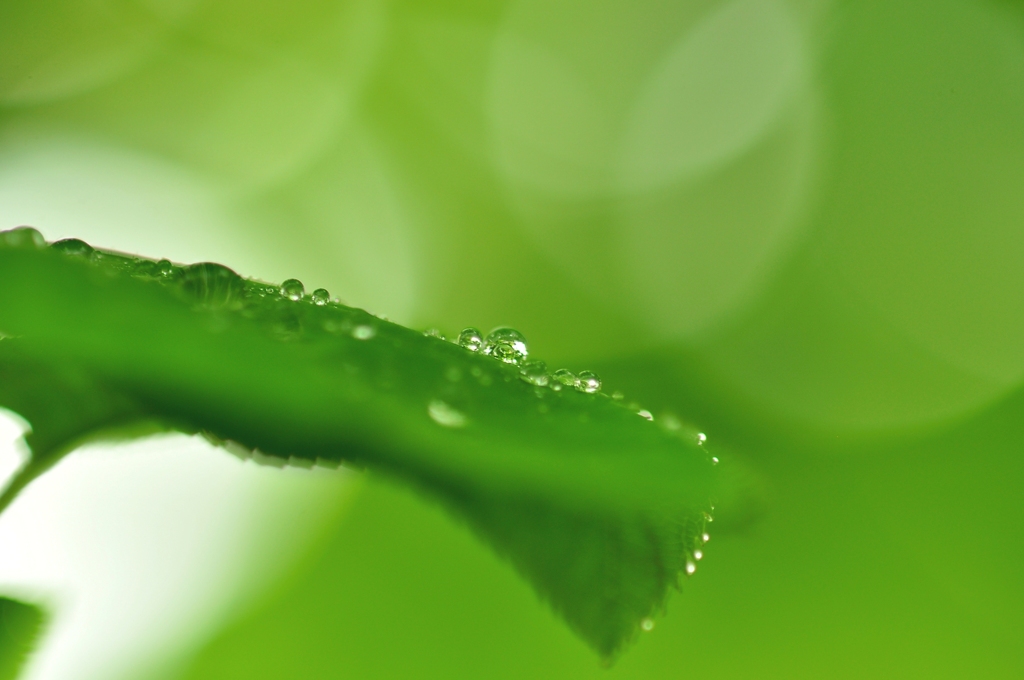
(430, 321, 720, 464)
(12, 229, 346, 314)
(5, 227, 721, 480)
(0, 227, 396, 349)
(637, 502, 714, 634)
(441, 325, 608, 396)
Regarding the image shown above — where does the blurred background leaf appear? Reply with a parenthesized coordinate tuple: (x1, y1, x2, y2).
(0, 598, 44, 680)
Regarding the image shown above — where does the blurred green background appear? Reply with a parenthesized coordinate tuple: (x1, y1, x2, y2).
(1, 0, 1024, 677)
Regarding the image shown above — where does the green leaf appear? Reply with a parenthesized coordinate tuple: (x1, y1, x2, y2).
(0, 597, 45, 680)
(0, 230, 717, 659)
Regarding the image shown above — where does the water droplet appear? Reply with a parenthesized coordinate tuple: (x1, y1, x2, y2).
(157, 259, 175, 277)
(1, 227, 45, 248)
(702, 533, 710, 543)
(697, 432, 707, 445)
(685, 560, 697, 576)
(694, 549, 703, 561)
(711, 456, 719, 465)
(281, 278, 305, 301)
(134, 259, 169, 278)
(458, 327, 484, 352)
(51, 238, 93, 257)
(424, 328, 446, 340)
(575, 370, 601, 394)
(611, 390, 625, 400)
(638, 409, 654, 421)
(311, 288, 330, 306)
(322, 318, 352, 334)
(428, 399, 467, 428)
(352, 324, 376, 340)
(641, 618, 655, 632)
(181, 263, 244, 307)
(550, 369, 577, 391)
(660, 415, 682, 431)
(519, 360, 549, 386)
(483, 327, 528, 365)
(702, 512, 714, 523)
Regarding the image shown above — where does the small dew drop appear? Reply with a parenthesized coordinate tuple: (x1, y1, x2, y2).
(550, 369, 577, 391)
(51, 238, 93, 257)
(702, 533, 710, 544)
(281, 278, 305, 301)
(1, 227, 45, 249)
(640, 618, 655, 632)
(424, 328, 446, 340)
(697, 432, 707, 445)
(694, 550, 703, 561)
(637, 409, 654, 421)
(519, 360, 549, 386)
(685, 561, 697, 576)
(352, 324, 376, 340)
(157, 259, 175, 277)
(482, 327, 528, 365)
(575, 370, 601, 394)
(458, 327, 484, 352)
(428, 399, 467, 428)
(711, 456, 719, 465)
(311, 288, 330, 306)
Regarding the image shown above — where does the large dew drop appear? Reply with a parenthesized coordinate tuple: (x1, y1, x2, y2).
(280, 278, 305, 301)
(483, 327, 528, 365)
(1, 227, 45, 249)
(458, 327, 484, 352)
(181, 263, 245, 308)
(575, 370, 602, 394)
(51, 238, 94, 257)
(428, 399, 468, 428)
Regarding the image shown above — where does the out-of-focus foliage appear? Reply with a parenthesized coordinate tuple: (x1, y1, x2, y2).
(0, 239, 715, 659)
(0, 598, 44, 680)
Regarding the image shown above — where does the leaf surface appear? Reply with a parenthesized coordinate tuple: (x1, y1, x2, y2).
(0, 232, 716, 658)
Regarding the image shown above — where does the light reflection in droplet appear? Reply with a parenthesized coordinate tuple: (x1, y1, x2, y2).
(428, 399, 468, 428)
